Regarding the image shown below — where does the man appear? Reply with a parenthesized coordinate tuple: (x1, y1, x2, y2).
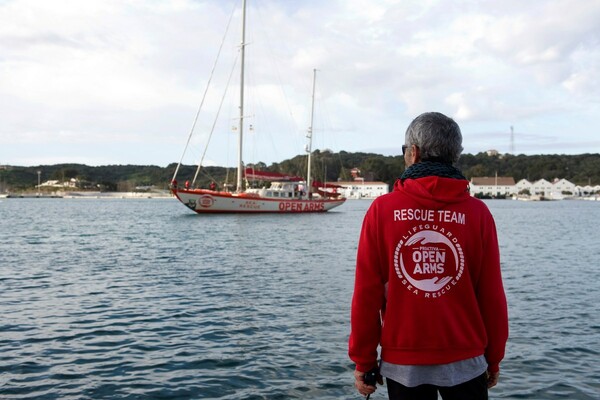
(349, 112, 508, 400)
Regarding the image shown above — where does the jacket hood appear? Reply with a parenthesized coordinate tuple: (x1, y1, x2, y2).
(393, 176, 470, 209)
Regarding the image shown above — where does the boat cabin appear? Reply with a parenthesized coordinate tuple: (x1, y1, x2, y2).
(246, 181, 306, 199)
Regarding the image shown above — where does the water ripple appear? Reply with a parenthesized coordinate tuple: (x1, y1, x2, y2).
(1, 199, 599, 398)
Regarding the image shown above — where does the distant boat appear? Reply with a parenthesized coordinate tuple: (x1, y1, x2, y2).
(169, 0, 345, 214)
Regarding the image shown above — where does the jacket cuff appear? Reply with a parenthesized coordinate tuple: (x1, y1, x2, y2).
(355, 362, 378, 373)
(487, 363, 500, 373)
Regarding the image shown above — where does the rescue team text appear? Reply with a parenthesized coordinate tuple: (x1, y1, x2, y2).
(393, 208, 466, 225)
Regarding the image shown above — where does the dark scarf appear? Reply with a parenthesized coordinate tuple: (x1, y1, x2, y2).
(400, 161, 466, 182)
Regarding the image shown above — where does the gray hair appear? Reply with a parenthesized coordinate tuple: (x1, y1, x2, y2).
(405, 112, 464, 164)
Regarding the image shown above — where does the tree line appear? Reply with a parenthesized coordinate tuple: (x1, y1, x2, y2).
(1, 152, 599, 193)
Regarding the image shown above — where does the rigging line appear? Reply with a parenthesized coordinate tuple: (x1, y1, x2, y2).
(171, 2, 237, 183)
(198, 167, 218, 184)
(192, 51, 240, 186)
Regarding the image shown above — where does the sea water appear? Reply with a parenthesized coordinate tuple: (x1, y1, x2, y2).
(0, 198, 598, 399)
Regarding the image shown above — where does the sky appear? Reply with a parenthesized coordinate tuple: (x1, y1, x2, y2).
(1, 0, 600, 168)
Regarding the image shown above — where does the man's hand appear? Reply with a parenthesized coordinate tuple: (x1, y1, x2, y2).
(487, 371, 500, 388)
(354, 369, 382, 396)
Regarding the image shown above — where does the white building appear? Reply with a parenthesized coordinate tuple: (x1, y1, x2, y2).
(515, 179, 531, 194)
(337, 181, 389, 199)
(550, 179, 577, 197)
(469, 177, 516, 197)
(476, 177, 592, 199)
(530, 179, 553, 196)
(38, 178, 79, 188)
(578, 184, 600, 196)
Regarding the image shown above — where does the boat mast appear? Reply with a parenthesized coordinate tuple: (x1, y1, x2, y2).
(236, 0, 247, 193)
(306, 68, 316, 198)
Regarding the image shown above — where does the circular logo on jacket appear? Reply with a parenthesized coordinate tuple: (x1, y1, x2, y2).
(394, 227, 464, 298)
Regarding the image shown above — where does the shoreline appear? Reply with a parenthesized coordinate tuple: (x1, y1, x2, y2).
(1, 192, 598, 201)
(1, 191, 174, 199)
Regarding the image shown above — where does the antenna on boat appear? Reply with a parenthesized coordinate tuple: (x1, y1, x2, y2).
(236, 0, 247, 193)
(306, 68, 317, 199)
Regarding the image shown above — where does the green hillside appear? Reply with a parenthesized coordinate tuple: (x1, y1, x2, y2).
(1, 152, 599, 193)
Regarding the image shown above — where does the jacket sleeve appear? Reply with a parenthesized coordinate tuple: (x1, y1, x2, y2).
(348, 203, 386, 372)
(477, 212, 509, 373)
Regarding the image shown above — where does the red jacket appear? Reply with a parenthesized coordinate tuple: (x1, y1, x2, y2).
(349, 176, 508, 373)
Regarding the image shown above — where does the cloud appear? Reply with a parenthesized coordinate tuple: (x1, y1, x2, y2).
(1, 0, 600, 167)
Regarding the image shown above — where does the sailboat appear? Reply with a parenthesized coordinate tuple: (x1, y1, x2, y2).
(169, 0, 346, 214)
